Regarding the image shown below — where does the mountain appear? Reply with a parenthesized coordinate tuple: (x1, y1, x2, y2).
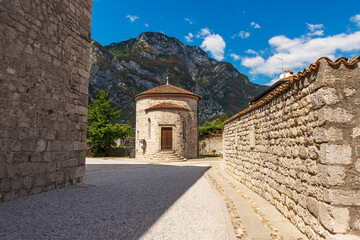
(89, 32, 267, 124)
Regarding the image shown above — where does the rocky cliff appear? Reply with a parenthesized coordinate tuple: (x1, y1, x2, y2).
(89, 32, 267, 123)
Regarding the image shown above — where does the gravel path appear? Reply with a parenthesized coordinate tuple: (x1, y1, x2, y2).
(0, 159, 230, 240)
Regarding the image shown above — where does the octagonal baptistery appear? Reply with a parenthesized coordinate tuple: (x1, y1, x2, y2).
(134, 81, 200, 161)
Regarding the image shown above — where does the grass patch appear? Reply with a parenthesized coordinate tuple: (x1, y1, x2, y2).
(199, 154, 221, 157)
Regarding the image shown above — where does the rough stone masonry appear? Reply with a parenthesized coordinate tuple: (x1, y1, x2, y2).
(0, 1, 92, 202)
(223, 57, 360, 240)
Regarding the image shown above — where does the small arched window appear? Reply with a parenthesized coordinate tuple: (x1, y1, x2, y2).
(148, 118, 151, 139)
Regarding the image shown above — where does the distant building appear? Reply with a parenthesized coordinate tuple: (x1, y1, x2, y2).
(134, 78, 200, 161)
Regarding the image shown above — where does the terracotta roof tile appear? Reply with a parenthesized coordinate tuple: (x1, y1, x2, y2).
(223, 55, 360, 127)
(135, 84, 200, 100)
(145, 102, 190, 112)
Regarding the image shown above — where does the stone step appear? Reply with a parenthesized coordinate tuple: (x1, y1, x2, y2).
(150, 156, 183, 159)
(154, 153, 178, 156)
(151, 157, 182, 160)
(150, 158, 185, 162)
(149, 151, 187, 162)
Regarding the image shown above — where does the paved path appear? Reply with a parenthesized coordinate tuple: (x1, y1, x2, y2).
(0, 157, 308, 240)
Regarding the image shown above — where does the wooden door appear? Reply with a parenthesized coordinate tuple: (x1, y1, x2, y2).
(161, 127, 172, 150)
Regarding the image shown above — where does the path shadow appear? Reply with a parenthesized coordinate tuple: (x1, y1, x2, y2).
(0, 163, 210, 240)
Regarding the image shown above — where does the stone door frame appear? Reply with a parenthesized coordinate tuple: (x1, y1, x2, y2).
(161, 127, 173, 150)
(158, 124, 175, 151)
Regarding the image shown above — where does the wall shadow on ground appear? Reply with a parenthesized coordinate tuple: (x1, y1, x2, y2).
(0, 163, 210, 239)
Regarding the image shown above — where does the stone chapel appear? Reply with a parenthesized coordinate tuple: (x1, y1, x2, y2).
(134, 78, 200, 161)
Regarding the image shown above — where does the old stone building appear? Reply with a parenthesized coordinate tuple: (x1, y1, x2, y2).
(223, 56, 360, 239)
(135, 78, 200, 161)
(0, 1, 92, 202)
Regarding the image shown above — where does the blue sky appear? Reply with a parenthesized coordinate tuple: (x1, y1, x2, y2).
(91, 0, 360, 85)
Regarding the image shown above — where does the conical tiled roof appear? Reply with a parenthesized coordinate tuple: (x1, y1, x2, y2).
(134, 83, 200, 101)
(145, 102, 190, 112)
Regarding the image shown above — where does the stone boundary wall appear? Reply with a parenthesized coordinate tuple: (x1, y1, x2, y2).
(0, 1, 92, 202)
(86, 148, 135, 158)
(115, 137, 135, 148)
(199, 135, 223, 155)
(105, 148, 135, 158)
(222, 57, 360, 239)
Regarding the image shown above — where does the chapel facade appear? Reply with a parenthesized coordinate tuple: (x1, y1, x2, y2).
(134, 79, 200, 161)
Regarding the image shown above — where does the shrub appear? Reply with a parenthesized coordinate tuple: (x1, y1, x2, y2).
(87, 90, 132, 156)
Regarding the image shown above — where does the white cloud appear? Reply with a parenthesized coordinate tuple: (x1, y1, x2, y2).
(200, 33, 226, 61)
(144, 23, 149, 28)
(245, 49, 257, 55)
(310, 30, 324, 36)
(242, 56, 265, 68)
(232, 31, 251, 39)
(232, 31, 250, 39)
(184, 18, 193, 24)
(188, 28, 226, 61)
(126, 15, 138, 23)
(239, 31, 250, 39)
(250, 22, 261, 29)
(197, 28, 211, 38)
(230, 53, 241, 61)
(350, 14, 360, 26)
(306, 23, 324, 36)
(184, 32, 194, 43)
(241, 31, 360, 76)
(265, 78, 280, 86)
(307, 23, 323, 32)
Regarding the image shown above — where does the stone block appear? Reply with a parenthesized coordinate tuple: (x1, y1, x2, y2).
(0, 165, 5, 179)
(35, 139, 47, 152)
(64, 158, 78, 167)
(299, 146, 308, 160)
(318, 107, 353, 124)
(19, 163, 33, 177)
(34, 174, 46, 187)
(48, 171, 64, 183)
(75, 166, 85, 178)
(319, 202, 349, 233)
(1, 178, 11, 192)
(6, 165, 18, 178)
(306, 197, 319, 218)
(356, 159, 360, 172)
(324, 189, 360, 206)
(11, 177, 22, 191)
(326, 234, 360, 240)
(3, 192, 17, 202)
(352, 127, 360, 138)
(78, 106, 88, 116)
(320, 144, 352, 165)
(12, 152, 30, 163)
(308, 145, 319, 160)
(312, 88, 339, 109)
(314, 127, 343, 143)
(22, 176, 33, 189)
(318, 165, 346, 187)
(344, 87, 356, 97)
(30, 153, 42, 163)
(74, 141, 87, 151)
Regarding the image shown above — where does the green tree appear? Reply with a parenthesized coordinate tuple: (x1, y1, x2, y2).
(87, 90, 132, 156)
(199, 114, 228, 136)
